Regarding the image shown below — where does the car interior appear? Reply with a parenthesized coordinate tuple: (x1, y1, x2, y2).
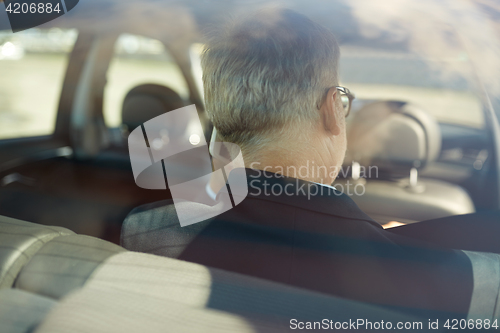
(338, 100, 476, 224)
(0, 0, 499, 331)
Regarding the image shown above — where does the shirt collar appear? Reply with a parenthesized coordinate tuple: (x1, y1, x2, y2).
(226, 168, 381, 228)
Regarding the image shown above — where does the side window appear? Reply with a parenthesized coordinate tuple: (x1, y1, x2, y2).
(0, 28, 78, 139)
(103, 34, 189, 128)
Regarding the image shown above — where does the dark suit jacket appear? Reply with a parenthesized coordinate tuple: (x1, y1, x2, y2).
(121, 169, 476, 317)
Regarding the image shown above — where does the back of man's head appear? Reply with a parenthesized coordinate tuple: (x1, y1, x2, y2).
(201, 8, 340, 153)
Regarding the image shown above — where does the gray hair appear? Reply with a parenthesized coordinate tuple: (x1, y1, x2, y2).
(201, 8, 340, 151)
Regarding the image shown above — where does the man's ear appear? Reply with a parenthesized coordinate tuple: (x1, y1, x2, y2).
(320, 87, 341, 136)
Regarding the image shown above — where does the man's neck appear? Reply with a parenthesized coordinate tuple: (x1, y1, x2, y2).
(245, 155, 335, 185)
(241, 129, 338, 185)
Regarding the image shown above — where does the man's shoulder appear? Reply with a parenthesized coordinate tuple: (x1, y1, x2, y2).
(120, 199, 210, 256)
(243, 169, 381, 229)
(121, 199, 175, 245)
(123, 199, 177, 230)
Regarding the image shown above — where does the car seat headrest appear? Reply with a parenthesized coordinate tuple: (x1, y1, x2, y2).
(122, 84, 185, 131)
(346, 101, 441, 174)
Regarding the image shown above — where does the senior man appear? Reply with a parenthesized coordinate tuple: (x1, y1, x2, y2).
(122, 9, 497, 318)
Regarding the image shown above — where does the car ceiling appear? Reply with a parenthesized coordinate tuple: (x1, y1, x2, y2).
(0, 0, 452, 51)
(2, 0, 498, 90)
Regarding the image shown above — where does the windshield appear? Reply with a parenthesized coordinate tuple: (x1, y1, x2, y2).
(340, 46, 483, 128)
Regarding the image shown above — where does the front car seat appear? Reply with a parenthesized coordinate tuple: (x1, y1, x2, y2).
(338, 100, 475, 224)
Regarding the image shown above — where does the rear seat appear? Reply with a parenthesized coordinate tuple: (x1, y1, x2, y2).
(0, 216, 74, 289)
(15, 234, 125, 299)
(0, 289, 55, 333)
(0, 214, 497, 332)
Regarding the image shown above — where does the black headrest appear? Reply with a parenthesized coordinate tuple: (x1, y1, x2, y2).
(121, 84, 185, 131)
(346, 101, 441, 173)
